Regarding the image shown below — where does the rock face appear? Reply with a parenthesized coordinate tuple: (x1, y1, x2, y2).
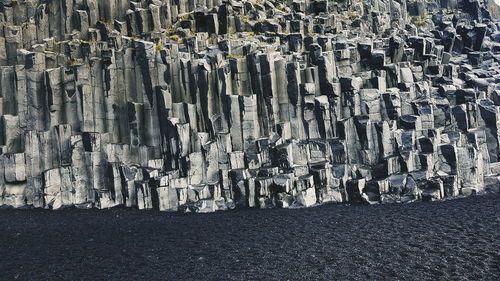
(0, 0, 499, 211)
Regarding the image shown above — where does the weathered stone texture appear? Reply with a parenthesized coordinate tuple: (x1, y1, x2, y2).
(0, 0, 499, 212)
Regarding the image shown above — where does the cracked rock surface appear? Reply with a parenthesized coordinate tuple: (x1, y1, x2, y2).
(0, 0, 499, 211)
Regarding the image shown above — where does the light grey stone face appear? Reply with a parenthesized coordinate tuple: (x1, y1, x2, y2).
(0, 0, 498, 212)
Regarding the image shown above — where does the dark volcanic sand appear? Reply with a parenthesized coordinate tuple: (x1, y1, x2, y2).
(0, 194, 498, 281)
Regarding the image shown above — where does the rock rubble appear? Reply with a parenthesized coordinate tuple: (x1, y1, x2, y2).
(0, 0, 499, 211)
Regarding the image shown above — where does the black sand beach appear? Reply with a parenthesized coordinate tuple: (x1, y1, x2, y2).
(0, 194, 498, 281)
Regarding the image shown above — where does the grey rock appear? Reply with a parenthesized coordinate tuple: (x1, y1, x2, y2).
(0, 0, 498, 212)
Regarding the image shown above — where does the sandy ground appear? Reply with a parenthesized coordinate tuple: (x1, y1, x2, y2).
(0, 194, 498, 281)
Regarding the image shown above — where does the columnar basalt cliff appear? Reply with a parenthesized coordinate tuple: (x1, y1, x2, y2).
(0, 0, 499, 212)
